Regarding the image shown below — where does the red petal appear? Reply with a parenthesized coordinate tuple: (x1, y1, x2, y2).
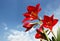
(25, 28, 31, 32)
(23, 15, 38, 22)
(22, 18, 33, 23)
(37, 25, 43, 32)
(36, 3, 40, 9)
(44, 15, 49, 21)
(23, 22, 30, 28)
(53, 19, 58, 26)
(35, 33, 41, 39)
(38, 8, 42, 12)
(23, 13, 31, 17)
(23, 22, 34, 32)
(51, 14, 54, 19)
(49, 26, 52, 30)
(27, 6, 35, 12)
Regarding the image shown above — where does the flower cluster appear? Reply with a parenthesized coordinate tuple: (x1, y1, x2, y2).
(22, 4, 58, 41)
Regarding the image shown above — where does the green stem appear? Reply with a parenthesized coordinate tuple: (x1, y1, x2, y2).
(38, 17, 50, 41)
(43, 28, 50, 41)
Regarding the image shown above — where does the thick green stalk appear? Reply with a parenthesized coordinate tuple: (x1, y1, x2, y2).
(43, 28, 50, 41)
(38, 18, 50, 41)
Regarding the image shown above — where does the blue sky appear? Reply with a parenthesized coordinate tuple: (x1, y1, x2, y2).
(0, 0, 60, 41)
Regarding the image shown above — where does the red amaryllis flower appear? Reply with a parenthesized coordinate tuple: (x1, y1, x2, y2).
(23, 4, 41, 22)
(35, 28, 46, 40)
(42, 15, 58, 30)
(23, 22, 35, 32)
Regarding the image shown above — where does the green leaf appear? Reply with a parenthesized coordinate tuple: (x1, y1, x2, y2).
(57, 27, 60, 41)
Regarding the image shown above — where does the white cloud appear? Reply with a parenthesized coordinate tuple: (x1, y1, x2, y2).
(2, 23, 8, 30)
(4, 22, 59, 41)
(7, 29, 39, 41)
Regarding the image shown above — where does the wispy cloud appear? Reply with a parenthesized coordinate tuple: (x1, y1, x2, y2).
(0, 23, 8, 30)
(7, 29, 39, 41)
(2, 23, 8, 30)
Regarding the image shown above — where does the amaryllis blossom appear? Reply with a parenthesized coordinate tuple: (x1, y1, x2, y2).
(23, 22, 36, 32)
(23, 4, 41, 22)
(35, 28, 46, 40)
(42, 15, 58, 30)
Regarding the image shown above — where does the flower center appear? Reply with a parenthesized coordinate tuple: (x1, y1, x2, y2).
(47, 22, 51, 26)
(31, 12, 37, 17)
